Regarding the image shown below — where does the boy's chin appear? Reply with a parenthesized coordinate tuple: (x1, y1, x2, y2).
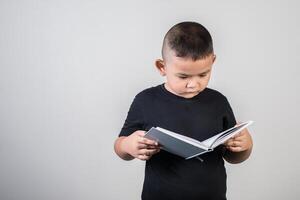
(179, 91, 200, 99)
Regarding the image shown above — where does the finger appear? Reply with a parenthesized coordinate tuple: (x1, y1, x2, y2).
(138, 154, 150, 161)
(233, 130, 248, 139)
(137, 131, 146, 137)
(232, 131, 243, 138)
(224, 138, 233, 146)
(140, 148, 160, 156)
(228, 146, 243, 152)
(235, 141, 244, 147)
(137, 143, 148, 149)
(146, 144, 161, 149)
(231, 135, 244, 141)
(227, 140, 243, 147)
(225, 140, 235, 147)
(233, 133, 249, 142)
(151, 148, 161, 154)
(225, 141, 231, 147)
(225, 138, 234, 144)
(137, 143, 160, 150)
(139, 137, 158, 146)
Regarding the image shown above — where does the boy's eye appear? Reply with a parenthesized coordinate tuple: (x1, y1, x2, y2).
(178, 76, 188, 79)
(199, 74, 207, 78)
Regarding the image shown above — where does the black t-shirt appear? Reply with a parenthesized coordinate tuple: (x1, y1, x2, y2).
(119, 84, 236, 200)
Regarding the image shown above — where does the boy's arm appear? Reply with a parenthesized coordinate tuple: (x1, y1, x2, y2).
(114, 130, 160, 161)
(223, 128, 253, 164)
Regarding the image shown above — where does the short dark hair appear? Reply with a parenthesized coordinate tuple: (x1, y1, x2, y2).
(162, 22, 214, 61)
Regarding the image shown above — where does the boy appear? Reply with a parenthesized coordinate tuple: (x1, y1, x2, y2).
(114, 22, 253, 200)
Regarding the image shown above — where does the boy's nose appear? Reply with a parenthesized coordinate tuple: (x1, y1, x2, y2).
(186, 80, 199, 89)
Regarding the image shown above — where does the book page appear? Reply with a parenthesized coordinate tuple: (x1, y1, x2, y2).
(201, 121, 253, 148)
(210, 121, 253, 148)
(201, 133, 223, 147)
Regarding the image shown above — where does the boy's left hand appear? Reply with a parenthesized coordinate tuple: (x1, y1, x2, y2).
(224, 128, 253, 152)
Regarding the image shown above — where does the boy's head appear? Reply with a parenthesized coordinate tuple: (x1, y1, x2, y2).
(155, 21, 216, 99)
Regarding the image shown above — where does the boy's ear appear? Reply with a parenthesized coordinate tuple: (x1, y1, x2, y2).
(212, 54, 216, 64)
(155, 59, 166, 76)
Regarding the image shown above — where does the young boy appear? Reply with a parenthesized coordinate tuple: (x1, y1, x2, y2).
(114, 22, 253, 200)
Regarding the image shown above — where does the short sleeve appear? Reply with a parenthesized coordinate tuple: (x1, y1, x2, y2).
(119, 95, 144, 137)
(222, 97, 237, 130)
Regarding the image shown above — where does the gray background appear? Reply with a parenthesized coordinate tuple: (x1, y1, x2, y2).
(0, 0, 299, 199)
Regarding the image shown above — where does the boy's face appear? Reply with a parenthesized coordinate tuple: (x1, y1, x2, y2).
(155, 51, 216, 99)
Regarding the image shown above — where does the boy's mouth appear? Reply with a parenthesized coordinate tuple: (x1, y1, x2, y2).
(181, 91, 200, 97)
(186, 91, 200, 94)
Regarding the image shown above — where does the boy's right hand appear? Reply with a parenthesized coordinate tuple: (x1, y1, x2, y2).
(122, 130, 160, 161)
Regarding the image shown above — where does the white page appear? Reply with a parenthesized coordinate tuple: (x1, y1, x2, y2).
(201, 121, 253, 148)
(201, 133, 223, 147)
(210, 121, 253, 148)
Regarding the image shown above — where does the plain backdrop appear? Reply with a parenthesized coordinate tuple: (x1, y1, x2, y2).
(1, 0, 299, 199)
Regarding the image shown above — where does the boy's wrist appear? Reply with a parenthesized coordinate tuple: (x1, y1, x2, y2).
(119, 137, 134, 160)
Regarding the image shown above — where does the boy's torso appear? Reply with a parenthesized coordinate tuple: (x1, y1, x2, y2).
(121, 84, 235, 200)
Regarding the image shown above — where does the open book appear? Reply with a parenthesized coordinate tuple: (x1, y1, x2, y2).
(144, 121, 253, 160)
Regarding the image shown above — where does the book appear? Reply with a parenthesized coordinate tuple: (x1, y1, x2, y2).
(144, 121, 253, 160)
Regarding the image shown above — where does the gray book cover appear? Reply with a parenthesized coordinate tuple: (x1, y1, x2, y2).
(145, 128, 209, 159)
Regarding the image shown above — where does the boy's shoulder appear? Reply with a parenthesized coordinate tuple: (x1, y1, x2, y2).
(204, 87, 228, 99)
(134, 84, 161, 100)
